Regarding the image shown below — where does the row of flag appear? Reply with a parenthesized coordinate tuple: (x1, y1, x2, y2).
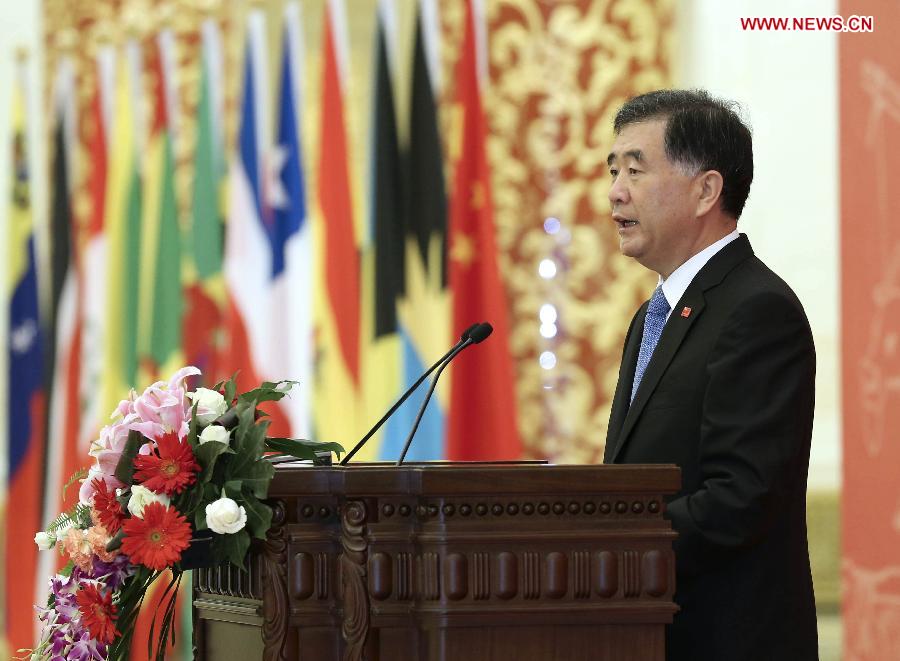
(2, 0, 521, 653)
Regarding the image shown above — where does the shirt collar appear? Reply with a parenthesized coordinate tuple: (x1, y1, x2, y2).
(658, 230, 741, 319)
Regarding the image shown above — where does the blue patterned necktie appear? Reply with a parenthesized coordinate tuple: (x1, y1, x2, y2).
(631, 286, 670, 402)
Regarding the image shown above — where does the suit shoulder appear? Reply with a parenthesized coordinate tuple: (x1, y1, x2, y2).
(724, 256, 808, 315)
(706, 256, 814, 348)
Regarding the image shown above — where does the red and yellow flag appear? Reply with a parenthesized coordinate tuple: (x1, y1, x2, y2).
(447, 0, 521, 461)
(313, 0, 363, 444)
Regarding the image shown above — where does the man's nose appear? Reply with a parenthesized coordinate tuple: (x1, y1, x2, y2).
(608, 175, 629, 206)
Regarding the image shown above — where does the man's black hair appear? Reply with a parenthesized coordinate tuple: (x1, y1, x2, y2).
(614, 89, 753, 219)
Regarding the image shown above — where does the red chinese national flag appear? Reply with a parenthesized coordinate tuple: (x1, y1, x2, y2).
(447, 0, 521, 461)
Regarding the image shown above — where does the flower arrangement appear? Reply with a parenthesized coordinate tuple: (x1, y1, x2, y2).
(29, 366, 342, 660)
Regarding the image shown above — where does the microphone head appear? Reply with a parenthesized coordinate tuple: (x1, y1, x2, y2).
(469, 322, 493, 343)
(460, 323, 480, 341)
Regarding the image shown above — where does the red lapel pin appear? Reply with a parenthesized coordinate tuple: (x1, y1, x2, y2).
(681, 306, 692, 318)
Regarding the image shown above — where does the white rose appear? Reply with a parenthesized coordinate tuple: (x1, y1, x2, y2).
(34, 531, 55, 551)
(199, 424, 231, 445)
(187, 388, 228, 425)
(206, 497, 247, 535)
(127, 485, 171, 518)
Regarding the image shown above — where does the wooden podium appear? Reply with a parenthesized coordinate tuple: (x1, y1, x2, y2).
(192, 462, 680, 660)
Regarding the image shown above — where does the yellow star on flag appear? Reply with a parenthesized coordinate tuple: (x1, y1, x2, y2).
(470, 181, 485, 210)
(451, 232, 476, 267)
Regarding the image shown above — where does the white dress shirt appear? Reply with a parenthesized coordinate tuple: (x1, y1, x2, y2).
(659, 230, 741, 321)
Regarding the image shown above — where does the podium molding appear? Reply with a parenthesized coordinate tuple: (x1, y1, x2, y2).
(193, 462, 680, 661)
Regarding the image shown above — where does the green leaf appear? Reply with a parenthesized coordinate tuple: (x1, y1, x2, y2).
(193, 483, 217, 532)
(227, 409, 268, 478)
(212, 530, 251, 569)
(46, 502, 92, 533)
(115, 430, 150, 485)
(186, 401, 200, 449)
(248, 419, 270, 456)
(195, 507, 208, 531)
(224, 374, 238, 405)
(237, 380, 299, 406)
(265, 437, 345, 460)
(62, 468, 89, 501)
(180, 479, 207, 518)
(223, 480, 243, 499)
(231, 403, 256, 450)
(236, 382, 298, 410)
(261, 380, 299, 392)
(110, 567, 158, 659)
(241, 495, 272, 539)
(151, 570, 183, 660)
(237, 459, 275, 499)
(105, 528, 125, 552)
(194, 439, 233, 484)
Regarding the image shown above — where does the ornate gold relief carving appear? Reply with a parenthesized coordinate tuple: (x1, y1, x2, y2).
(441, 0, 673, 462)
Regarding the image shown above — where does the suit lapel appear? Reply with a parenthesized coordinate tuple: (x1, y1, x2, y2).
(610, 293, 706, 462)
(608, 235, 754, 463)
(604, 305, 646, 462)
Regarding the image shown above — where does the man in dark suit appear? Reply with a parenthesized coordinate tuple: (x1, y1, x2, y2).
(603, 90, 818, 660)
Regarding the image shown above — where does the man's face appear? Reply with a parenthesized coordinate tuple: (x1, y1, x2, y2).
(607, 118, 698, 277)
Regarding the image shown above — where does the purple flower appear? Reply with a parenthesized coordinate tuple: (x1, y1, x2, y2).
(46, 573, 80, 624)
(49, 572, 76, 597)
(68, 630, 106, 660)
(49, 629, 69, 655)
(92, 553, 134, 589)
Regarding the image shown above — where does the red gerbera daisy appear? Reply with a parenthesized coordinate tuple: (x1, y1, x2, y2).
(133, 431, 199, 495)
(91, 477, 124, 533)
(120, 501, 192, 570)
(76, 583, 119, 644)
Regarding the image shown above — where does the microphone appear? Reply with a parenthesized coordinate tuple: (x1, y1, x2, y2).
(467, 322, 493, 344)
(396, 322, 493, 465)
(339, 323, 480, 464)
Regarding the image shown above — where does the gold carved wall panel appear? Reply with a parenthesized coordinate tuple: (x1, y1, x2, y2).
(476, 0, 672, 462)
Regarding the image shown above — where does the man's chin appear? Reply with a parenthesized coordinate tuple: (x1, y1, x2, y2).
(618, 237, 643, 259)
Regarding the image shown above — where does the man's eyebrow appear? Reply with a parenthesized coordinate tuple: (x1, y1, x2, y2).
(607, 149, 644, 166)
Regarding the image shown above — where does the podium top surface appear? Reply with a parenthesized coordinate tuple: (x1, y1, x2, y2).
(269, 462, 680, 497)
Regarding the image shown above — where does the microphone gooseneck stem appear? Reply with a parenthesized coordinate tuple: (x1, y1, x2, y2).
(396, 339, 472, 466)
(340, 343, 460, 465)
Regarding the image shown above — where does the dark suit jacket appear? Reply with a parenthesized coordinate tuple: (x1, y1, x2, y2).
(604, 236, 818, 660)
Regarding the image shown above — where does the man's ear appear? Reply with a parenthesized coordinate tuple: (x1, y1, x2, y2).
(695, 170, 724, 217)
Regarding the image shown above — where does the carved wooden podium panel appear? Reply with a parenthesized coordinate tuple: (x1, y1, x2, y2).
(192, 463, 680, 660)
